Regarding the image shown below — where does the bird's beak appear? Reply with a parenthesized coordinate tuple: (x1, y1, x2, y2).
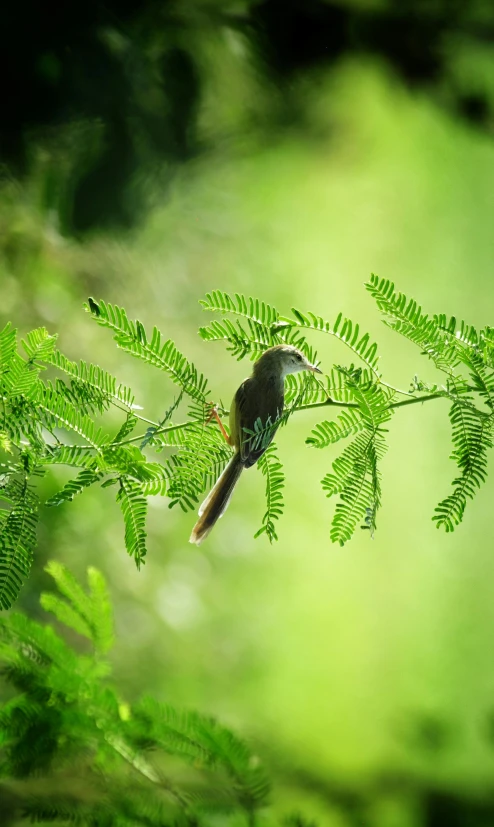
(308, 364, 322, 374)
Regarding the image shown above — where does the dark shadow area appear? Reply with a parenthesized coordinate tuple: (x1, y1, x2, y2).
(2, 0, 493, 235)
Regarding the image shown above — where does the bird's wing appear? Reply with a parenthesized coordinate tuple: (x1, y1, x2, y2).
(231, 377, 284, 468)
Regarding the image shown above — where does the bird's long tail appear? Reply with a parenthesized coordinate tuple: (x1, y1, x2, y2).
(189, 452, 243, 545)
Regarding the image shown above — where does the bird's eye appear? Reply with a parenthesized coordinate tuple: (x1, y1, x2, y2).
(296, 354, 302, 361)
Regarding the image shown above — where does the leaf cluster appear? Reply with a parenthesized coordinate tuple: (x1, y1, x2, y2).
(0, 563, 273, 826)
(2, 280, 494, 608)
(366, 275, 494, 532)
(0, 304, 218, 606)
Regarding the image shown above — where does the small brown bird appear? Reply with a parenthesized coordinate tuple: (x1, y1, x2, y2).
(189, 344, 322, 545)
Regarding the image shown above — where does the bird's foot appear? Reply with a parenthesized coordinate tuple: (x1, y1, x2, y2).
(205, 403, 232, 445)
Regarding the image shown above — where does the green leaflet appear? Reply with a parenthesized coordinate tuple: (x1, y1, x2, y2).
(367, 275, 494, 533)
(165, 421, 233, 512)
(41, 445, 100, 468)
(433, 400, 492, 531)
(0, 476, 38, 609)
(41, 561, 114, 653)
(46, 348, 135, 409)
(21, 326, 58, 362)
(45, 467, 104, 506)
(307, 408, 365, 448)
(0, 322, 17, 372)
(287, 307, 380, 374)
(116, 478, 148, 567)
(198, 289, 319, 366)
(318, 369, 393, 544)
(86, 298, 208, 402)
(365, 274, 461, 372)
(199, 316, 277, 360)
(255, 445, 285, 543)
(34, 383, 109, 448)
(2, 351, 41, 398)
(133, 696, 270, 806)
(200, 289, 279, 327)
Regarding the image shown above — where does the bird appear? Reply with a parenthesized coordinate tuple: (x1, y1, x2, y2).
(189, 344, 322, 545)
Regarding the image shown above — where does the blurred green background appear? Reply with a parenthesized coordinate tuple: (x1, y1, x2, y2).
(2, 1, 494, 823)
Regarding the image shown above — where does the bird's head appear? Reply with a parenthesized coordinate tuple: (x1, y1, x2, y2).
(253, 345, 322, 380)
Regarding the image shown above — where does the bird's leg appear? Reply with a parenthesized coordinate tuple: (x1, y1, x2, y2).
(206, 404, 232, 445)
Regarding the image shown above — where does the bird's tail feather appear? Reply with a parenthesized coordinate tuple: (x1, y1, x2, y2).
(189, 453, 243, 545)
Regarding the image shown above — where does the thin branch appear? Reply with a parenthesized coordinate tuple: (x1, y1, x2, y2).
(43, 385, 489, 455)
(297, 391, 446, 413)
(110, 402, 158, 428)
(114, 418, 204, 447)
(379, 380, 417, 397)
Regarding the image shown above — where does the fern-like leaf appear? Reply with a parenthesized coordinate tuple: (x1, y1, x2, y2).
(21, 327, 58, 363)
(0, 432, 13, 453)
(199, 316, 279, 360)
(100, 445, 168, 488)
(43, 560, 94, 624)
(198, 292, 323, 375)
(87, 566, 114, 653)
(0, 322, 17, 373)
(2, 351, 41, 398)
(365, 274, 460, 371)
(480, 326, 494, 369)
(133, 697, 270, 808)
(200, 290, 279, 327)
(140, 390, 183, 449)
(86, 298, 208, 402)
(287, 307, 380, 374)
(306, 408, 365, 448)
(41, 562, 114, 653)
(113, 412, 138, 443)
(116, 479, 147, 567)
(254, 445, 285, 543)
(161, 403, 233, 511)
(46, 348, 135, 410)
(39, 592, 93, 639)
(321, 371, 392, 544)
(285, 367, 377, 409)
(434, 313, 479, 348)
(0, 477, 38, 609)
(461, 349, 494, 412)
(433, 400, 493, 531)
(34, 384, 109, 449)
(42, 445, 100, 469)
(323, 431, 385, 544)
(45, 467, 104, 507)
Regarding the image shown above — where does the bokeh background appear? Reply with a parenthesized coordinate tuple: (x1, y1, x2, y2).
(2, 1, 494, 823)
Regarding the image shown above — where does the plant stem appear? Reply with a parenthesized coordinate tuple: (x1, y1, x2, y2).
(52, 386, 484, 454)
(297, 392, 446, 414)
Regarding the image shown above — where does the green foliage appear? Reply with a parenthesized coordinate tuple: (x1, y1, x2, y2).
(365, 274, 494, 534)
(433, 398, 492, 531)
(158, 401, 233, 511)
(307, 408, 365, 448)
(255, 445, 285, 543)
(365, 274, 462, 372)
(0, 475, 38, 610)
(116, 478, 148, 568)
(288, 307, 380, 374)
(200, 290, 280, 328)
(319, 369, 392, 544)
(0, 563, 274, 826)
(2, 280, 494, 607)
(45, 467, 105, 506)
(40, 560, 113, 653)
(86, 298, 208, 402)
(47, 347, 135, 412)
